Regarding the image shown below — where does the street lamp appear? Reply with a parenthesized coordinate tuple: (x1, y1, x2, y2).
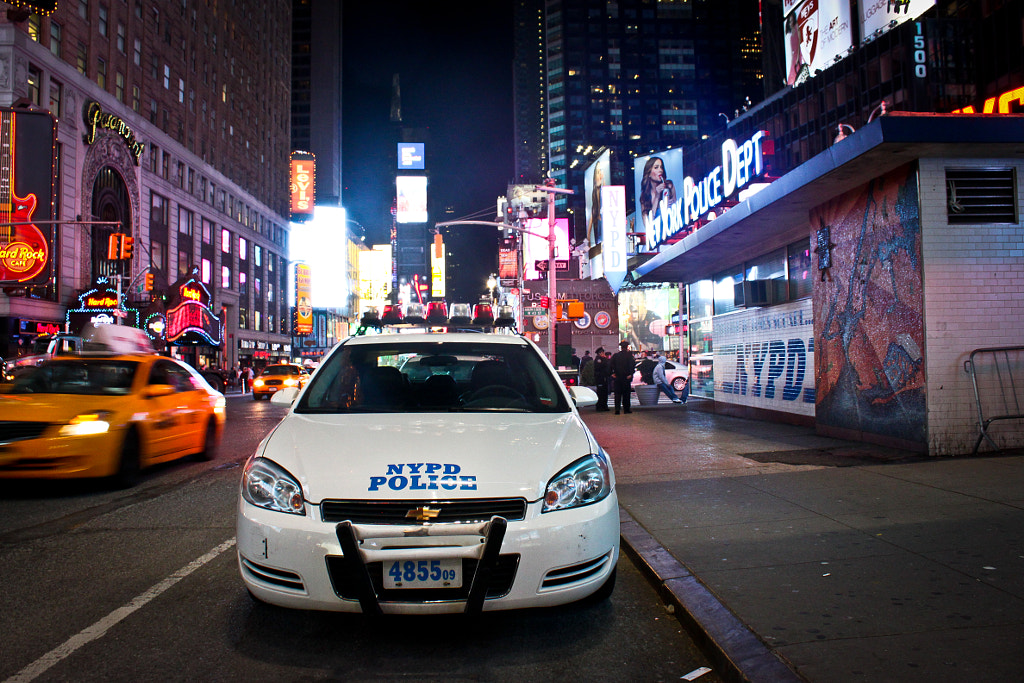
(486, 274, 497, 305)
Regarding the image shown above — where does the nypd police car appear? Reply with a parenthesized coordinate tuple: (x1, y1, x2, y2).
(237, 304, 618, 614)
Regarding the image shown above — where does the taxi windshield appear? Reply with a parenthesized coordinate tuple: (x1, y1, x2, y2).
(9, 359, 139, 395)
(296, 340, 569, 414)
(261, 365, 301, 376)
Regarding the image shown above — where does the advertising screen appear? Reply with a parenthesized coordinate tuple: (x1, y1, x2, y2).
(584, 149, 611, 254)
(397, 143, 425, 170)
(783, 0, 853, 87)
(294, 263, 313, 336)
(861, 0, 934, 39)
(633, 147, 684, 241)
(396, 175, 428, 223)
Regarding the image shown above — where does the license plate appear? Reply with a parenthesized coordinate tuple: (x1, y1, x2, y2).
(383, 559, 462, 589)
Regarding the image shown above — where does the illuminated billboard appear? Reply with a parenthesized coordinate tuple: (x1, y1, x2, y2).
(289, 151, 315, 221)
(289, 206, 356, 310)
(861, 0, 934, 39)
(430, 233, 445, 299)
(783, 0, 853, 87)
(601, 186, 628, 294)
(358, 244, 393, 314)
(584, 149, 611, 255)
(396, 175, 428, 223)
(398, 143, 425, 170)
(633, 147, 684, 241)
(522, 217, 570, 280)
(0, 108, 56, 286)
(294, 263, 313, 336)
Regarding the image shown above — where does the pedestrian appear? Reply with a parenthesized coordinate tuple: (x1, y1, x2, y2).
(242, 365, 254, 393)
(637, 351, 657, 385)
(230, 365, 240, 391)
(592, 347, 610, 411)
(610, 340, 635, 414)
(570, 348, 581, 370)
(580, 349, 593, 371)
(653, 355, 684, 404)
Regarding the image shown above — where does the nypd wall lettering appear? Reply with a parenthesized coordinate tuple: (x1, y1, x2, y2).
(368, 463, 477, 492)
(714, 299, 815, 416)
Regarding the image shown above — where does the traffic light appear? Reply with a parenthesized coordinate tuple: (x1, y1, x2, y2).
(107, 233, 123, 260)
(119, 235, 134, 260)
(144, 272, 155, 292)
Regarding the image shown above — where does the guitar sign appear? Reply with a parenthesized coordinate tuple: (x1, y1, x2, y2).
(0, 111, 49, 283)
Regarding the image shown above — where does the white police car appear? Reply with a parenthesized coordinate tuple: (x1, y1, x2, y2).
(236, 305, 619, 614)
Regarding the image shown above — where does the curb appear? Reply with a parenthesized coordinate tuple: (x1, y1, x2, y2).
(619, 507, 806, 683)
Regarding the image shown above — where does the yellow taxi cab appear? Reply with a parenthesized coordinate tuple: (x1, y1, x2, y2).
(251, 363, 309, 400)
(0, 324, 226, 487)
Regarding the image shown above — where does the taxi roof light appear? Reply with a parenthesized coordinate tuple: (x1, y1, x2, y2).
(80, 323, 155, 356)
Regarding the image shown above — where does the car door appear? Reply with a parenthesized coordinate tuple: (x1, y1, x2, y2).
(143, 359, 184, 460)
(164, 361, 207, 454)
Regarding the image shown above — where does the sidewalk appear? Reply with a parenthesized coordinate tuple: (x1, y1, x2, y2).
(580, 398, 1024, 683)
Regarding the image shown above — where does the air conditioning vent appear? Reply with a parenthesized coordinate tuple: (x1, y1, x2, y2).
(734, 279, 787, 307)
(946, 168, 1016, 224)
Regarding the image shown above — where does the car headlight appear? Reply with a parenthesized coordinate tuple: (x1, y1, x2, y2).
(543, 452, 612, 512)
(283, 377, 298, 387)
(253, 378, 265, 388)
(241, 457, 306, 515)
(58, 411, 113, 437)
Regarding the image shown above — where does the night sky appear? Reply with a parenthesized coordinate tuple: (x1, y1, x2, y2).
(341, 2, 515, 301)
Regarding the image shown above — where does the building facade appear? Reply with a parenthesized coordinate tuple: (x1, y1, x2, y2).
(0, 0, 293, 373)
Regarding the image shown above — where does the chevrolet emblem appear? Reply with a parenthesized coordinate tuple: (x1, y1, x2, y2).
(406, 506, 441, 522)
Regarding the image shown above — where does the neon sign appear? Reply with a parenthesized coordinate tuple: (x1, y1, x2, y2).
(289, 151, 315, 219)
(646, 131, 768, 250)
(180, 285, 202, 301)
(82, 101, 145, 165)
(951, 86, 1024, 114)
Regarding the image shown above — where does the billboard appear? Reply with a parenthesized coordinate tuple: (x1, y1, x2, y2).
(289, 151, 315, 221)
(861, 0, 934, 39)
(601, 186, 628, 294)
(294, 263, 313, 336)
(498, 237, 518, 279)
(430, 233, 445, 299)
(358, 244, 393, 313)
(584, 149, 611, 255)
(522, 217, 570, 280)
(397, 143, 425, 170)
(289, 206, 356, 310)
(396, 175, 428, 223)
(784, 0, 853, 87)
(0, 109, 56, 285)
(633, 147, 684, 241)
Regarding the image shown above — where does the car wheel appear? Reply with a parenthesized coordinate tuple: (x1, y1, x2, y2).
(111, 429, 142, 489)
(587, 566, 617, 603)
(194, 419, 219, 461)
(672, 377, 686, 392)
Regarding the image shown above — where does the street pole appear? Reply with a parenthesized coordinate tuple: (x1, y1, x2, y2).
(536, 183, 574, 366)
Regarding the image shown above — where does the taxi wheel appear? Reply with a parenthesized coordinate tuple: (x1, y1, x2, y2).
(194, 420, 219, 461)
(111, 429, 142, 489)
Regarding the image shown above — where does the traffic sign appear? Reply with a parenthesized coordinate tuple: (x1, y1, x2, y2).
(534, 259, 569, 272)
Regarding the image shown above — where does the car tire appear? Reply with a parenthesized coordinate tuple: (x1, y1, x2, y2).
(672, 377, 687, 392)
(111, 429, 142, 489)
(194, 419, 219, 461)
(586, 565, 617, 603)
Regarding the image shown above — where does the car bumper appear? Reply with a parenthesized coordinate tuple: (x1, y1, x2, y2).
(237, 492, 620, 614)
(0, 432, 122, 479)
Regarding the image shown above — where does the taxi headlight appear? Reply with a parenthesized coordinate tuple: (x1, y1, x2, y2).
(253, 378, 265, 388)
(241, 457, 306, 515)
(58, 411, 113, 437)
(542, 452, 612, 512)
(283, 377, 298, 387)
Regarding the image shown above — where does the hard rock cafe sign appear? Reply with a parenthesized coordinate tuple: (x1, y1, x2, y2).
(82, 101, 145, 165)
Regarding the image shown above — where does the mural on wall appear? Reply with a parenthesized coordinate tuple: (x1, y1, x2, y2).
(813, 163, 926, 444)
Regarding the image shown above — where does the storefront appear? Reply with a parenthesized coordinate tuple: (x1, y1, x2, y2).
(635, 113, 1024, 456)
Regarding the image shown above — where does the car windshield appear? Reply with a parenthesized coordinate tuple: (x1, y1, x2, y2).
(261, 366, 301, 376)
(296, 339, 570, 414)
(9, 359, 139, 395)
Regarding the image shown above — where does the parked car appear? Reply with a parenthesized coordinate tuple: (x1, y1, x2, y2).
(632, 359, 689, 392)
(237, 322, 618, 615)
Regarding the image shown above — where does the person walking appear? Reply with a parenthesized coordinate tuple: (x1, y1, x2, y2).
(242, 365, 254, 393)
(653, 355, 684, 404)
(592, 347, 610, 411)
(610, 340, 635, 414)
(230, 365, 240, 392)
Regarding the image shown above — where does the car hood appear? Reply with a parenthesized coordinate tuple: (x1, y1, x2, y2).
(0, 393, 128, 422)
(259, 411, 599, 503)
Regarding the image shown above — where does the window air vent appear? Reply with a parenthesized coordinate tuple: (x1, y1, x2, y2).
(946, 168, 1016, 224)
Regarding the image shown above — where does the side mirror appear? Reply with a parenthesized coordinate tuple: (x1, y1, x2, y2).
(144, 384, 176, 398)
(569, 385, 598, 408)
(271, 387, 299, 405)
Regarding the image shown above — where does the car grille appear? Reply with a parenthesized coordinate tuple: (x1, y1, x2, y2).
(325, 554, 519, 603)
(320, 498, 528, 524)
(0, 421, 51, 444)
(263, 379, 283, 386)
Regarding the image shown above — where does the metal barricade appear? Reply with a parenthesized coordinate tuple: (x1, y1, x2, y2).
(964, 346, 1024, 454)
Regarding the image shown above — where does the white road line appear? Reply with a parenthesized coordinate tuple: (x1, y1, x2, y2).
(5, 538, 236, 683)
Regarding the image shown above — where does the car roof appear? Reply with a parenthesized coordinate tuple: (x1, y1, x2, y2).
(343, 331, 530, 347)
